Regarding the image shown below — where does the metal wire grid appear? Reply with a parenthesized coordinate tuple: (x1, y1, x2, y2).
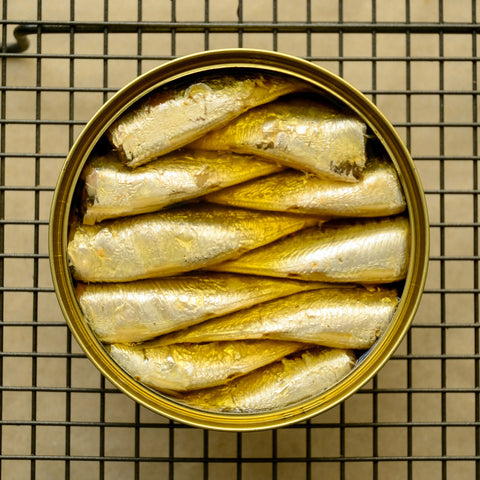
(0, 0, 479, 479)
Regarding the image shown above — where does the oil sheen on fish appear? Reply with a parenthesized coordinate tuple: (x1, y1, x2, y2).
(107, 73, 303, 168)
(76, 273, 328, 343)
(190, 95, 367, 182)
(209, 216, 410, 283)
(155, 286, 399, 349)
(206, 156, 406, 217)
(107, 340, 303, 392)
(177, 347, 355, 413)
(81, 150, 283, 224)
(68, 204, 320, 283)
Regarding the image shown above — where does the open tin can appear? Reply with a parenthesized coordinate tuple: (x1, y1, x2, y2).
(49, 49, 429, 431)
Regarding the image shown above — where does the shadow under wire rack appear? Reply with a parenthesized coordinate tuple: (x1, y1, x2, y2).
(0, 0, 479, 479)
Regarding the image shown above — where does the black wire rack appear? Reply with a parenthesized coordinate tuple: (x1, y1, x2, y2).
(1, 1, 478, 479)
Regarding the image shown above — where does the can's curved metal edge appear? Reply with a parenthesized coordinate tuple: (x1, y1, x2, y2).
(49, 48, 429, 431)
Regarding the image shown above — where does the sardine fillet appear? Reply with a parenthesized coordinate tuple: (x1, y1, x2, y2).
(156, 286, 399, 349)
(190, 95, 367, 182)
(68, 204, 320, 283)
(178, 348, 355, 412)
(209, 216, 410, 283)
(108, 74, 303, 168)
(107, 340, 303, 392)
(82, 150, 283, 224)
(76, 273, 329, 343)
(206, 156, 406, 217)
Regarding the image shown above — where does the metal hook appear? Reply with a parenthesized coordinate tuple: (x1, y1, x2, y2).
(1, 24, 32, 53)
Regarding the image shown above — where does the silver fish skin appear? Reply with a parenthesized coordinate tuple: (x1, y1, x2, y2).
(154, 286, 399, 349)
(76, 273, 329, 343)
(81, 150, 283, 225)
(209, 216, 410, 283)
(190, 95, 367, 182)
(177, 347, 355, 413)
(206, 156, 406, 217)
(107, 73, 304, 168)
(107, 340, 304, 392)
(68, 204, 320, 283)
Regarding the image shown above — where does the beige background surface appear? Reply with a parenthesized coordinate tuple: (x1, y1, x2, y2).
(1, 0, 478, 479)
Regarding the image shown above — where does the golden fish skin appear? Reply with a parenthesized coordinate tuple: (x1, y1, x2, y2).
(107, 340, 303, 392)
(107, 73, 303, 168)
(68, 204, 320, 283)
(206, 156, 406, 217)
(76, 273, 328, 343)
(209, 216, 410, 283)
(155, 286, 398, 349)
(177, 348, 355, 412)
(190, 95, 367, 182)
(81, 150, 283, 225)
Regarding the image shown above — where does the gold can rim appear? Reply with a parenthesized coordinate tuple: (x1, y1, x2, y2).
(49, 48, 429, 431)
